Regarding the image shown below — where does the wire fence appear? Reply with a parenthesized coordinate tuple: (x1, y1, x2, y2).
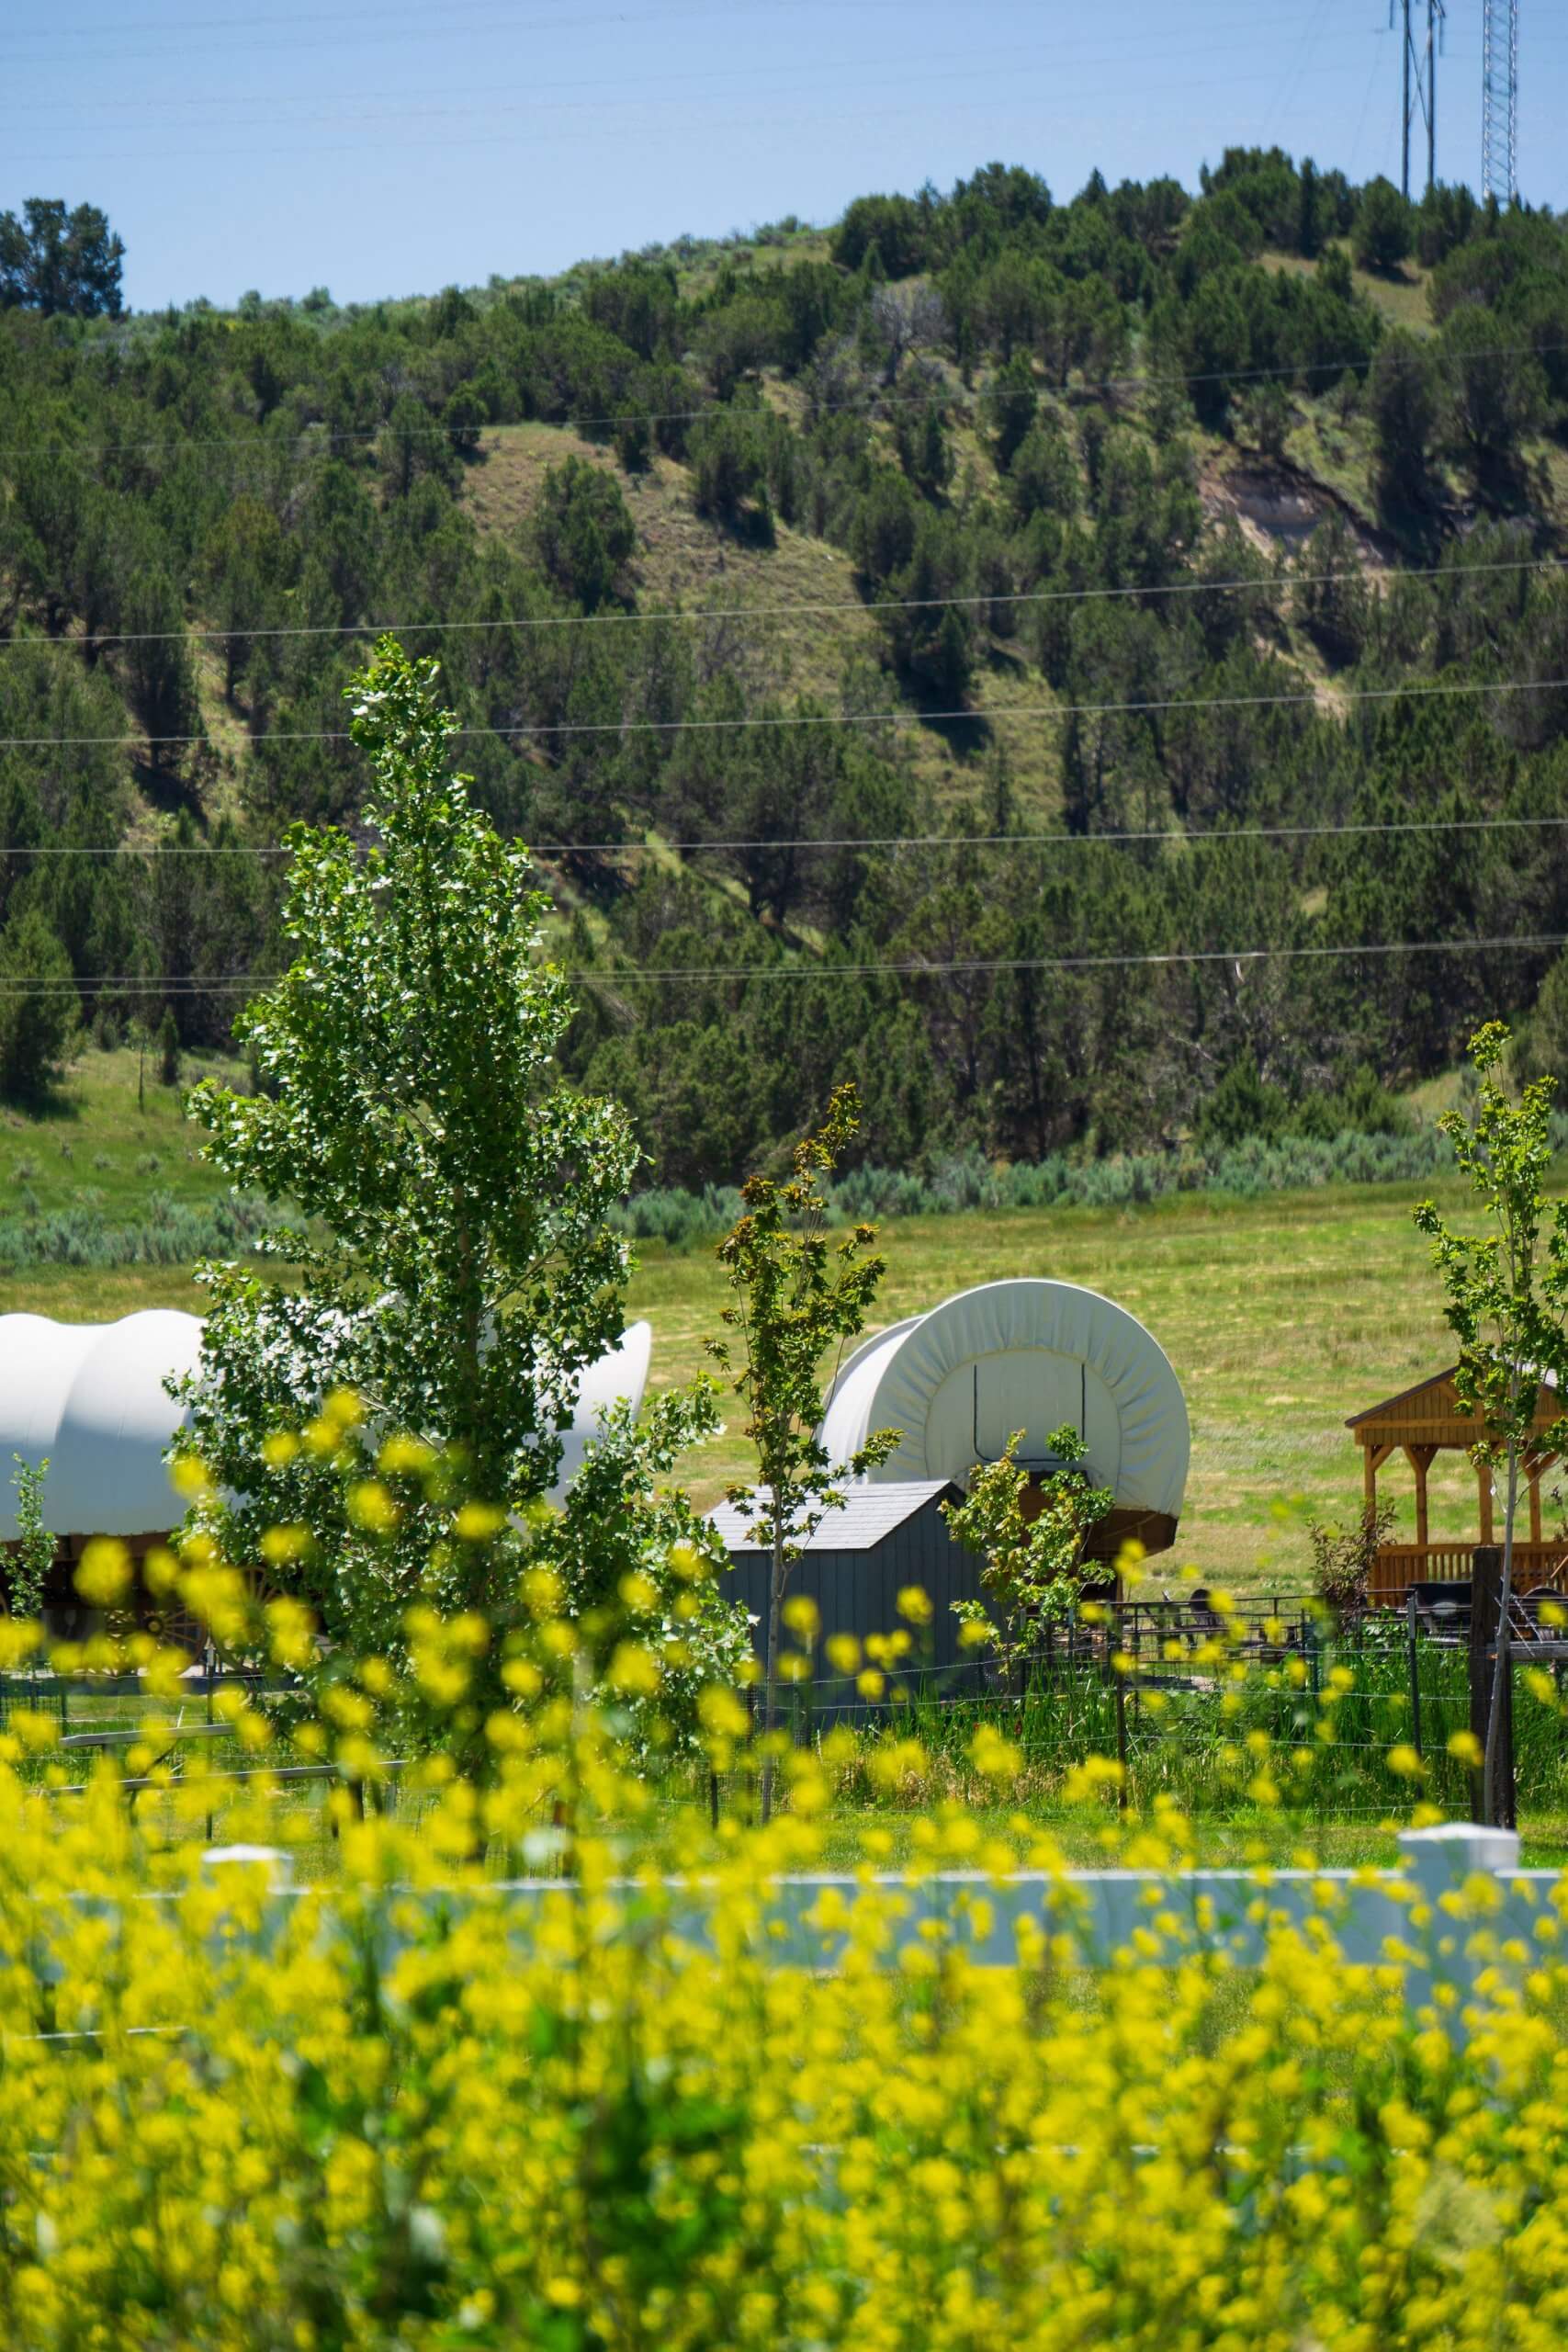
(764, 1592, 1568, 1825)
(9, 1593, 1568, 1835)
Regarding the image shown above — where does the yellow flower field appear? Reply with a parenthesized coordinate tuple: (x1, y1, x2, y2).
(2, 1539, 1568, 2351)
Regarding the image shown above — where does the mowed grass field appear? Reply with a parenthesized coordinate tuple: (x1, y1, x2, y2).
(629, 1180, 1482, 1586)
(3, 1137, 1509, 1591)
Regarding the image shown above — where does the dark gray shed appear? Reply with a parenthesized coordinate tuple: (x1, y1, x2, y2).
(708, 1481, 987, 1671)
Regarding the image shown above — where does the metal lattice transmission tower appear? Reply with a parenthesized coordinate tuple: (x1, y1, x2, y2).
(1391, 0, 1445, 199)
(1482, 0, 1519, 203)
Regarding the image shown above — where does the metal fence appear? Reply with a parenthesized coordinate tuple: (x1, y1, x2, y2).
(767, 1589, 1568, 1824)
(153, 1821, 1546, 2062)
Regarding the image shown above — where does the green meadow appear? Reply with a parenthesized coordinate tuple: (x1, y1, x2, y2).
(1, 1057, 1505, 1593)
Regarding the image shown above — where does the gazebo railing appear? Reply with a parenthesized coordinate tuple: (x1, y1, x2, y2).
(1371, 1542, 1568, 1603)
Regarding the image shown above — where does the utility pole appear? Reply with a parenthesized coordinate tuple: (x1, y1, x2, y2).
(1391, 0, 1445, 200)
(1482, 0, 1519, 206)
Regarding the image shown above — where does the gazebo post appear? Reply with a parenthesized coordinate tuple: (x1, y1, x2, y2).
(1364, 1440, 1394, 1514)
(1477, 1460, 1495, 1546)
(1528, 1455, 1544, 1548)
(1404, 1444, 1436, 1555)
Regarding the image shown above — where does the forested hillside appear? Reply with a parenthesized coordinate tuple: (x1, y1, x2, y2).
(4, 151, 1568, 1184)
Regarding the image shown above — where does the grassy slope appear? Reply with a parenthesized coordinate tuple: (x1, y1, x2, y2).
(457, 235, 1563, 839)
(1260, 243, 1438, 336)
(0, 1046, 246, 1223)
(1, 1057, 1514, 1598)
(459, 411, 1067, 823)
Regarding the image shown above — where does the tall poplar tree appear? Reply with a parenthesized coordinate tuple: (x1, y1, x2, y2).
(178, 639, 640, 1632)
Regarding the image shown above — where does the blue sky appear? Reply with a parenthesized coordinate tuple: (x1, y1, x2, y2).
(2, 0, 1563, 311)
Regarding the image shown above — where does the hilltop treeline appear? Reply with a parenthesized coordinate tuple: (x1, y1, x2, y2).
(3, 151, 1568, 1178)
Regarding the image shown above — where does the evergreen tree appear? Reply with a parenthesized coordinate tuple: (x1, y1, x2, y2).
(1367, 333, 1438, 514)
(0, 198, 123, 316)
(1352, 178, 1413, 275)
(0, 906, 74, 1101)
(157, 1006, 181, 1087)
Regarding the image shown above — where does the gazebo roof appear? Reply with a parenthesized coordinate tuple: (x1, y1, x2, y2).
(1348, 1364, 1564, 1447)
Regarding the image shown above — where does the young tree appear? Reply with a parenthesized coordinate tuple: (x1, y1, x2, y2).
(177, 639, 642, 1630)
(708, 1085, 896, 1821)
(1306, 1499, 1398, 1624)
(1413, 1022, 1568, 1825)
(6, 1455, 55, 1623)
(943, 1429, 1113, 1677)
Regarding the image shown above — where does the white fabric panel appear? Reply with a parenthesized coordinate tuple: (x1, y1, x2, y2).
(0, 1312, 657, 1538)
(548, 1320, 653, 1497)
(817, 1316, 922, 1479)
(0, 1317, 100, 1473)
(926, 1351, 1123, 1491)
(817, 1279, 1190, 1519)
(0, 1310, 202, 1539)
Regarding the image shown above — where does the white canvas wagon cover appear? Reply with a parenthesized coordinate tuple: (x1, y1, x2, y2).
(818, 1278, 1190, 1521)
(0, 1311, 654, 1541)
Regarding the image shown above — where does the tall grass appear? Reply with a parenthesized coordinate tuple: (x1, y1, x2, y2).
(610, 1121, 1568, 1249)
(0, 1188, 268, 1272)
(807, 1620, 1568, 1826)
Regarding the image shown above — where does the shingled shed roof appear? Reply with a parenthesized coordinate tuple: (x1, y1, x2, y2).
(709, 1481, 960, 1555)
(1347, 1365, 1563, 1444)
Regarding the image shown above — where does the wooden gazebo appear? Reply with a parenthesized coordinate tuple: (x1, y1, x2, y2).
(1348, 1367, 1568, 1604)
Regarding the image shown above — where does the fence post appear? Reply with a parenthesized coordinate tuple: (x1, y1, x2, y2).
(1398, 1820, 1520, 2046)
(1406, 1590, 1422, 1764)
(1468, 1546, 1515, 1827)
(1114, 1659, 1129, 1815)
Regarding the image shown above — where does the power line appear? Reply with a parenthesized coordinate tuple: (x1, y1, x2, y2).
(4, 333, 1562, 468)
(0, 63, 1429, 182)
(1, 42, 1365, 124)
(0, 29, 1358, 116)
(0, 932, 1560, 995)
(570, 933, 1568, 983)
(3, 670, 1563, 749)
(0, 68, 1455, 166)
(0, 0, 1363, 51)
(6, 811, 1568, 859)
(0, 0, 756, 66)
(4, 552, 1562, 652)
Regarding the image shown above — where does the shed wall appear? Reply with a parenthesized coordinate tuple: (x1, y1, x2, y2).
(721, 1496, 988, 1674)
